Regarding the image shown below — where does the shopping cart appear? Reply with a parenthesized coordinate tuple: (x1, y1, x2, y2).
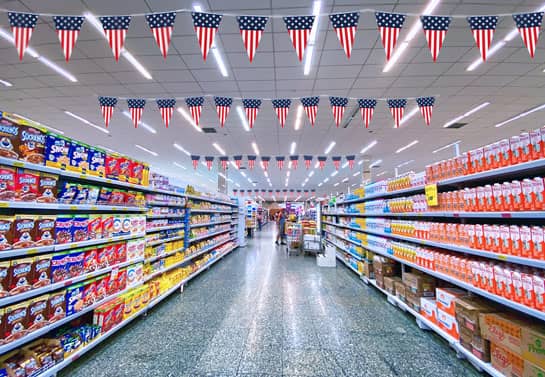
(285, 222, 302, 256)
(303, 234, 322, 255)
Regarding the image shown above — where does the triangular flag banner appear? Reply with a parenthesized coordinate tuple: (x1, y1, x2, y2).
(304, 189, 309, 197)
(214, 97, 232, 127)
(332, 156, 342, 170)
(261, 156, 270, 171)
(205, 156, 214, 170)
(8, 12, 38, 61)
(276, 190, 281, 195)
(318, 156, 327, 170)
(233, 189, 238, 196)
(346, 155, 356, 169)
(271, 99, 291, 128)
(290, 155, 299, 170)
(387, 99, 407, 128)
(156, 99, 176, 128)
(127, 99, 146, 128)
(416, 97, 435, 126)
(237, 16, 268, 62)
(247, 155, 256, 170)
(329, 12, 360, 59)
(467, 16, 499, 61)
(220, 156, 229, 170)
(375, 12, 406, 61)
(301, 97, 320, 127)
(283, 16, 315, 61)
(304, 155, 313, 169)
(276, 156, 285, 170)
(186, 97, 204, 126)
(358, 99, 377, 128)
(240, 190, 245, 196)
(233, 155, 243, 169)
(192, 12, 222, 61)
(420, 15, 452, 62)
(191, 155, 200, 170)
(98, 96, 117, 128)
(146, 12, 177, 59)
(100, 16, 131, 62)
(243, 99, 261, 128)
(53, 16, 85, 62)
(329, 97, 349, 127)
(513, 12, 544, 58)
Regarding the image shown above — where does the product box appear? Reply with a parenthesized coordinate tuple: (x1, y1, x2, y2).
(105, 153, 121, 180)
(420, 297, 437, 324)
(18, 123, 47, 165)
(472, 334, 491, 362)
(68, 141, 90, 173)
(454, 296, 497, 335)
(522, 325, 545, 369)
(491, 342, 524, 377)
(437, 308, 460, 340)
(372, 256, 398, 277)
(0, 112, 22, 160)
(362, 262, 374, 280)
(402, 271, 436, 297)
(394, 281, 407, 302)
(384, 276, 401, 296)
(88, 146, 106, 177)
(436, 287, 467, 316)
(406, 290, 422, 312)
(45, 133, 71, 170)
(524, 360, 545, 377)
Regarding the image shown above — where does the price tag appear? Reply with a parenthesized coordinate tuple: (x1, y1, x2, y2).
(0, 202, 10, 208)
(110, 268, 119, 280)
(425, 184, 439, 206)
(69, 205, 78, 210)
(25, 248, 38, 255)
(497, 255, 508, 261)
(13, 161, 24, 168)
(79, 174, 87, 179)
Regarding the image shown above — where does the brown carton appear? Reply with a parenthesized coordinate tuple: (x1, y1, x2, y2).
(524, 360, 545, 377)
(406, 290, 422, 312)
(384, 276, 402, 296)
(362, 262, 374, 279)
(491, 342, 524, 377)
(402, 271, 436, 297)
(372, 255, 398, 276)
(395, 281, 407, 302)
(455, 296, 497, 335)
(522, 326, 545, 370)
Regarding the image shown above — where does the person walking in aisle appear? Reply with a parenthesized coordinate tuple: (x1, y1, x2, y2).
(275, 210, 287, 245)
(257, 212, 262, 231)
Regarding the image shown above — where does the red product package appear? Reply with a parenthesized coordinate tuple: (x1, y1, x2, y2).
(105, 154, 121, 180)
(532, 177, 545, 210)
(118, 158, 131, 182)
(107, 271, 118, 295)
(519, 132, 531, 163)
(129, 161, 144, 184)
(82, 279, 97, 307)
(115, 242, 127, 264)
(96, 246, 109, 269)
(15, 168, 39, 202)
(0, 166, 16, 201)
(88, 215, 103, 240)
(116, 268, 127, 292)
(499, 139, 511, 167)
(13, 215, 36, 249)
(104, 244, 117, 266)
(83, 247, 98, 273)
(101, 215, 114, 238)
(95, 275, 109, 301)
(530, 129, 544, 160)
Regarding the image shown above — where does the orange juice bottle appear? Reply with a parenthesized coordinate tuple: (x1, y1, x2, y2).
(492, 183, 504, 211)
(510, 225, 522, 256)
(500, 225, 512, 254)
(531, 226, 544, 260)
(530, 129, 543, 160)
(511, 180, 523, 211)
(532, 177, 544, 210)
(522, 268, 536, 308)
(520, 226, 532, 258)
(519, 132, 531, 163)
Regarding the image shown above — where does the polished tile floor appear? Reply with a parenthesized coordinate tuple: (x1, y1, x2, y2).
(63, 225, 480, 377)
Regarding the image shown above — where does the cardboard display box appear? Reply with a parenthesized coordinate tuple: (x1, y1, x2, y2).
(362, 262, 374, 280)
(420, 297, 437, 324)
(454, 296, 497, 335)
(491, 342, 524, 377)
(395, 281, 407, 303)
(384, 276, 402, 296)
(402, 271, 436, 297)
(436, 287, 467, 316)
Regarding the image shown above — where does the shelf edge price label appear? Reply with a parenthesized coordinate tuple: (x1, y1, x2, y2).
(425, 184, 439, 207)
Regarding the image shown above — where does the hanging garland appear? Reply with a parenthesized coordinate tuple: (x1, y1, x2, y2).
(232, 189, 316, 198)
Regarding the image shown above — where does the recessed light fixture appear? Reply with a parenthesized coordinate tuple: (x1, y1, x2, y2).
(173, 143, 191, 156)
(0, 79, 13, 87)
(294, 105, 303, 130)
(358, 160, 364, 166)
(331, 171, 338, 177)
(369, 159, 382, 168)
(324, 178, 329, 183)
(252, 142, 260, 156)
(122, 111, 156, 134)
(64, 111, 109, 134)
(334, 182, 340, 187)
(396, 159, 414, 168)
(173, 162, 187, 170)
(237, 106, 250, 132)
(495, 104, 545, 128)
(324, 141, 336, 154)
(342, 161, 349, 169)
(178, 107, 203, 133)
(398, 107, 419, 127)
(377, 171, 388, 177)
(433, 140, 461, 154)
(396, 140, 419, 154)
(240, 171, 247, 178)
(342, 177, 349, 183)
(443, 102, 490, 128)
(135, 144, 158, 156)
(318, 182, 323, 187)
(212, 142, 226, 155)
(309, 171, 314, 177)
(360, 140, 377, 154)
(218, 172, 227, 179)
(303, 1, 322, 75)
(353, 171, 360, 177)
(290, 142, 296, 155)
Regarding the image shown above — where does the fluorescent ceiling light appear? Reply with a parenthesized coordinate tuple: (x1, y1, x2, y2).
(352, 183, 357, 187)
(303, 1, 322, 75)
(309, 171, 314, 177)
(314, 161, 320, 169)
(178, 107, 203, 133)
(287, 171, 291, 177)
(290, 142, 296, 155)
(135, 144, 158, 156)
(353, 171, 360, 177)
(443, 102, 490, 128)
(240, 171, 247, 178)
(173, 162, 187, 170)
(358, 160, 364, 166)
(433, 140, 461, 154)
(494, 103, 545, 128)
(212, 142, 226, 155)
(369, 159, 382, 168)
(331, 171, 338, 177)
(64, 111, 109, 134)
(122, 111, 156, 134)
(237, 106, 250, 132)
(97, 145, 119, 154)
(324, 177, 329, 183)
(377, 171, 388, 177)
(218, 172, 227, 179)
(252, 142, 260, 156)
(360, 140, 377, 154)
(295, 195, 301, 201)
(342, 177, 349, 183)
(247, 177, 252, 183)
(396, 159, 414, 168)
(0, 79, 13, 87)
(318, 182, 323, 187)
(398, 107, 419, 127)
(342, 161, 349, 169)
(13, 113, 65, 135)
(294, 105, 303, 130)
(235, 182, 241, 187)
(264, 171, 268, 177)
(324, 141, 336, 154)
(303, 45, 314, 76)
(396, 140, 419, 154)
(383, 0, 441, 72)
(173, 143, 191, 156)
(334, 182, 340, 187)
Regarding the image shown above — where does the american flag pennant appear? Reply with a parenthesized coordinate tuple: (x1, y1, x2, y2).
(185, 97, 205, 126)
(205, 156, 214, 170)
(416, 97, 435, 126)
(329, 97, 349, 127)
(276, 190, 281, 195)
(318, 156, 327, 170)
(219, 156, 229, 170)
(233, 189, 238, 196)
(127, 99, 146, 128)
(304, 155, 313, 169)
(261, 189, 266, 196)
(247, 155, 257, 170)
(301, 97, 320, 127)
(346, 155, 356, 169)
(329, 12, 360, 59)
(237, 16, 268, 62)
(192, 12, 222, 61)
(261, 156, 271, 171)
(99, 16, 132, 62)
(191, 155, 200, 170)
(156, 99, 176, 128)
(240, 189, 245, 196)
(387, 99, 407, 128)
(304, 189, 309, 197)
(358, 99, 377, 128)
(467, 16, 499, 62)
(268, 190, 273, 196)
(332, 156, 342, 170)
(513, 12, 544, 58)
(214, 97, 232, 127)
(375, 12, 406, 61)
(233, 155, 243, 169)
(53, 16, 85, 62)
(420, 15, 452, 62)
(290, 155, 299, 170)
(271, 99, 291, 128)
(243, 99, 261, 129)
(283, 16, 315, 61)
(276, 156, 285, 170)
(98, 96, 117, 128)
(146, 12, 177, 59)
(8, 12, 38, 61)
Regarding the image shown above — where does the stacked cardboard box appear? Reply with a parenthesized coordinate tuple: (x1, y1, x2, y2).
(384, 276, 402, 296)
(402, 270, 437, 312)
(372, 256, 399, 289)
(435, 288, 467, 341)
(395, 280, 407, 303)
(420, 297, 437, 324)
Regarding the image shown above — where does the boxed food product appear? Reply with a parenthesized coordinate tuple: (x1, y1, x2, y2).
(88, 146, 106, 177)
(87, 214, 102, 240)
(0, 166, 16, 201)
(81, 279, 97, 307)
(34, 215, 55, 247)
(67, 250, 84, 278)
(68, 141, 90, 173)
(105, 153, 121, 180)
(8, 257, 33, 295)
(471, 334, 491, 362)
(57, 182, 78, 204)
(31, 254, 51, 288)
(436, 287, 467, 316)
(118, 157, 131, 182)
(454, 296, 497, 335)
(13, 215, 36, 249)
(65, 283, 84, 316)
(524, 360, 545, 377)
(394, 281, 407, 302)
(72, 215, 89, 242)
(27, 294, 48, 331)
(129, 160, 144, 184)
(437, 308, 460, 340)
(362, 262, 374, 279)
(55, 215, 73, 244)
(420, 297, 437, 324)
(15, 168, 39, 202)
(0, 261, 9, 298)
(406, 290, 422, 312)
(0, 216, 14, 250)
(491, 342, 524, 377)
(0, 113, 21, 160)
(522, 325, 545, 369)
(402, 271, 436, 297)
(46, 290, 66, 322)
(3, 301, 29, 342)
(51, 252, 69, 283)
(18, 123, 47, 164)
(45, 133, 71, 170)
(83, 247, 98, 273)
(126, 263, 143, 287)
(36, 172, 58, 203)
(384, 276, 401, 296)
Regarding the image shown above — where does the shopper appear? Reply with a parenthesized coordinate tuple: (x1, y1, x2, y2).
(275, 210, 287, 245)
(257, 212, 262, 231)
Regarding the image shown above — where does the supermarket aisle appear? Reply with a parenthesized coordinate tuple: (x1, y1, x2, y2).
(63, 226, 479, 377)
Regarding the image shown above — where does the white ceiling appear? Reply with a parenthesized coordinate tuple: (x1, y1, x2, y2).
(1, 0, 545, 196)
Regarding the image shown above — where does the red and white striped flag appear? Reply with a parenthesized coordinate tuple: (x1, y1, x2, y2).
(346, 155, 356, 169)
(192, 12, 222, 61)
(237, 16, 268, 62)
(156, 99, 176, 128)
(329, 12, 360, 59)
(329, 97, 348, 127)
(283, 16, 315, 61)
(375, 12, 406, 61)
(290, 156, 299, 170)
(146, 12, 177, 59)
(8, 12, 38, 61)
(304, 156, 313, 169)
(214, 97, 232, 127)
(272, 99, 291, 128)
(233, 156, 243, 169)
(513, 12, 544, 58)
(100, 16, 132, 62)
(220, 157, 229, 170)
(332, 156, 342, 170)
(301, 97, 320, 127)
(205, 156, 214, 170)
(243, 99, 261, 129)
(186, 97, 204, 126)
(276, 156, 285, 170)
(53, 16, 85, 62)
(191, 155, 200, 169)
(467, 16, 498, 62)
(127, 99, 146, 128)
(247, 155, 256, 170)
(420, 16, 452, 62)
(387, 99, 407, 129)
(98, 97, 117, 128)
(416, 97, 435, 126)
(318, 157, 327, 170)
(261, 157, 270, 171)
(358, 99, 377, 128)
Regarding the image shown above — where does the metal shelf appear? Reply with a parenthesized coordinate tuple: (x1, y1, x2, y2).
(189, 208, 232, 214)
(146, 214, 184, 219)
(326, 211, 545, 219)
(323, 230, 362, 249)
(190, 219, 230, 228)
(0, 201, 146, 212)
(186, 193, 236, 207)
(145, 224, 185, 233)
(335, 253, 362, 276)
(188, 228, 231, 244)
(144, 246, 185, 263)
(146, 235, 184, 247)
(324, 237, 362, 261)
(147, 201, 186, 207)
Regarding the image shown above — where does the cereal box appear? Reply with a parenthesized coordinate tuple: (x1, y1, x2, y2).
(83, 247, 98, 273)
(0, 166, 16, 201)
(105, 153, 121, 180)
(72, 184, 89, 204)
(0, 113, 21, 160)
(118, 157, 131, 182)
(35, 215, 55, 246)
(51, 252, 70, 283)
(13, 215, 36, 249)
(65, 283, 84, 316)
(45, 133, 71, 170)
(57, 182, 79, 204)
(3, 301, 29, 342)
(72, 215, 89, 242)
(31, 254, 51, 288)
(81, 279, 97, 307)
(27, 295, 48, 331)
(88, 146, 106, 177)
(0, 261, 9, 298)
(18, 124, 47, 165)
(46, 290, 66, 322)
(15, 168, 39, 202)
(55, 215, 73, 244)
(97, 186, 113, 205)
(88, 214, 102, 240)
(36, 172, 58, 203)
(0, 216, 14, 250)
(68, 141, 90, 173)
(67, 250, 84, 278)
(129, 160, 144, 184)
(8, 257, 33, 295)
